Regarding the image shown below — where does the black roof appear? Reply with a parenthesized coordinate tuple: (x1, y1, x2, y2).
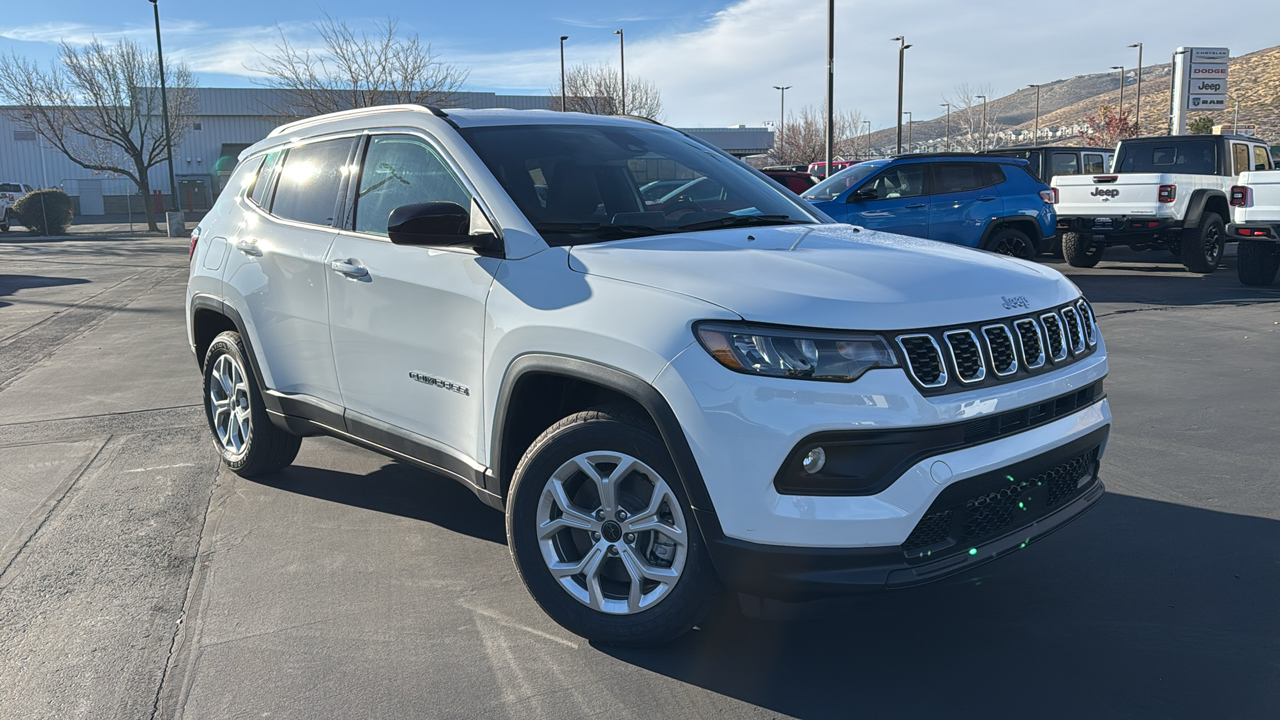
(1120, 133, 1268, 144)
(889, 152, 1030, 165)
(983, 145, 1113, 153)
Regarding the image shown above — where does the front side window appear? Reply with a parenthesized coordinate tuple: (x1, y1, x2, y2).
(1050, 152, 1080, 176)
(859, 164, 925, 200)
(804, 163, 882, 201)
(1082, 153, 1107, 174)
(270, 138, 353, 226)
(460, 123, 818, 246)
(354, 134, 471, 237)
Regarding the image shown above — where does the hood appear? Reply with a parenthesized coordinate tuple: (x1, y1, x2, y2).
(567, 224, 1079, 330)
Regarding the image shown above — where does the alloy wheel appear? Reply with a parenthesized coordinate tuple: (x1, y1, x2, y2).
(209, 353, 252, 457)
(1203, 224, 1222, 266)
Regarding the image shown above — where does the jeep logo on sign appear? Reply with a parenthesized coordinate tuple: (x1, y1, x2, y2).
(1091, 188, 1120, 198)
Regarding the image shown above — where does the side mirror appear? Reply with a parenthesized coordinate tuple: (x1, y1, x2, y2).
(387, 200, 499, 251)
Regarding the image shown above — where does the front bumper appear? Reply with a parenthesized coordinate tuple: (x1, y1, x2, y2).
(1228, 223, 1280, 241)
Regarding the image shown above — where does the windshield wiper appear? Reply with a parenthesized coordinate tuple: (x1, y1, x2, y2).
(673, 215, 809, 233)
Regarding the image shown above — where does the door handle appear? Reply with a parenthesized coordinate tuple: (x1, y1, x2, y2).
(977, 195, 997, 202)
(329, 259, 369, 278)
(234, 239, 262, 257)
(904, 203, 927, 209)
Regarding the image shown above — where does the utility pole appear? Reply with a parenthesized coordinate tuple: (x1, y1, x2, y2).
(1028, 85, 1041, 146)
(614, 30, 625, 115)
(1129, 43, 1143, 134)
(861, 119, 871, 159)
(903, 111, 913, 153)
(559, 35, 569, 111)
(149, 0, 179, 213)
(825, 0, 834, 178)
(773, 85, 791, 163)
(891, 36, 911, 154)
(976, 94, 987, 151)
(940, 102, 951, 151)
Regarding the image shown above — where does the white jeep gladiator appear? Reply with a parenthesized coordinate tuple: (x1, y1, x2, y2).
(1051, 134, 1273, 273)
(1228, 170, 1280, 286)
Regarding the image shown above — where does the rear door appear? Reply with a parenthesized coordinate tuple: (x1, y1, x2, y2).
(846, 163, 929, 237)
(927, 162, 1004, 248)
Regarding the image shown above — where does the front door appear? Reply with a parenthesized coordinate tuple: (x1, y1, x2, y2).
(846, 163, 929, 237)
(326, 133, 498, 468)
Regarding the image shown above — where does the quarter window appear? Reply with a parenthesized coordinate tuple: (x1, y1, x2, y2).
(250, 150, 282, 208)
(354, 134, 471, 237)
(271, 139, 353, 226)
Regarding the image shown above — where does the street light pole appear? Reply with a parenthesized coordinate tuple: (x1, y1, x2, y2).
(903, 111, 912, 153)
(891, 36, 911, 154)
(861, 119, 871, 160)
(825, 0, 834, 178)
(559, 35, 569, 112)
(1129, 43, 1143, 134)
(1028, 84, 1041, 146)
(148, 0, 179, 213)
(614, 29, 625, 115)
(976, 94, 987, 151)
(1111, 66, 1125, 121)
(773, 85, 791, 163)
(940, 102, 951, 151)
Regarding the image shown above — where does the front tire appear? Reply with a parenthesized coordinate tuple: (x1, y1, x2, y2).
(983, 227, 1036, 260)
(1237, 240, 1280, 286)
(1062, 231, 1104, 268)
(202, 331, 301, 476)
(506, 405, 721, 647)
(1180, 213, 1225, 274)
(0, 210, 10, 233)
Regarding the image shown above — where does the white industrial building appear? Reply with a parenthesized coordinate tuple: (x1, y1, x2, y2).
(0, 88, 773, 217)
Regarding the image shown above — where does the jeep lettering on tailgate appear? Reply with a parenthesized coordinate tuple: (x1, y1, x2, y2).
(1091, 188, 1119, 198)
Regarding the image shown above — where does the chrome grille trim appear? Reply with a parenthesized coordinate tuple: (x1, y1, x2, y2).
(1040, 313, 1069, 362)
(943, 329, 986, 384)
(1077, 299, 1097, 346)
(896, 334, 949, 388)
(1061, 307, 1087, 354)
(981, 324, 1019, 376)
(1014, 318, 1046, 369)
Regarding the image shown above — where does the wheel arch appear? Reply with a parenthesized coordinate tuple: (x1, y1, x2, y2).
(491, 354, 714, 513)
(189, 294, 281, 416)
(1183, 190, 1229, 229)
(981, 215, 1044, 251)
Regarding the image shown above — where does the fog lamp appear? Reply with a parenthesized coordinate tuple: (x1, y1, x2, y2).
(802, 447, 827, 475)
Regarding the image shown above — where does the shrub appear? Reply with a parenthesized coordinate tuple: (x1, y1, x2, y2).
(13, 189, 75, 236)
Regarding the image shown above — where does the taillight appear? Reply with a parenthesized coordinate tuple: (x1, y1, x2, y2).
(1157, 185, 1176, 203)
(189, 227, 201, 259)
(1230, 186, 1250, 207)
(1039, 189, 1055, 204)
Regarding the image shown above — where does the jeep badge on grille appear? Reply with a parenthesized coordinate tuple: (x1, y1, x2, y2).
(1001, 295, 1031, 310)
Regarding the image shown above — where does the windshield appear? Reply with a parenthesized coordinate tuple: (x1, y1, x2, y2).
(801, 163, 883, 201)
(1116, 140, 1217, 175)
(458, 124, 820, 245)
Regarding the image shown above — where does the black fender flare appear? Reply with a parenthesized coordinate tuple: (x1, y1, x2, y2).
(189, 294, 282, 416)
(1182, 189, 1227, 230)
(490, 353, 716, 513)
(980, 215, 1044, 251)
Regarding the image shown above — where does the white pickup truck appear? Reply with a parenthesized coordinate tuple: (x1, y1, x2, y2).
(1051, 134, 1273, 273)
(0, 182, 35, 233)
(1228, 170, 1280, 286)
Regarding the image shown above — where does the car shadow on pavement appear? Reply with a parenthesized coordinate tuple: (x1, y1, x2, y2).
(601, 493, 1280, 720)
(0, 274, 91, 308)
(1045, 254, 1280, 308)
(251, 461, 508, 545)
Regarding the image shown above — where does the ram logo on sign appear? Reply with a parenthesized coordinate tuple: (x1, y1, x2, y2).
(1190, 96, 1227, 109)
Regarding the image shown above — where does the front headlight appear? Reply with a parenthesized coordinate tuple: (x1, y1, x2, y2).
(694, 322, 898, 382)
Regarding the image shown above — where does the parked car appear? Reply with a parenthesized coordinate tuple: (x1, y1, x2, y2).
(802, 154, 1056, 259)
(187, 106, 1110, 646)
(0, 182, 35, 233)
(1228, 170, 1280, 286)
(762, 169, 818, 194)
(983, 146, 1114, 185)
(1052, 134, 1274, 272)
(807, 159, 856, 178)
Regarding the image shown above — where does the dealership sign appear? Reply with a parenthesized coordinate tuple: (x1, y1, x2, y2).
(1171, 46, 1229, 133)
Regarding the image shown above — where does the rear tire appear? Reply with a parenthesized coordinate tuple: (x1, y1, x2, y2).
(506, 404, 721, 647)
(202, 330, 301, 476)
(1062, 232, 1104, 268)
(1180, 213, 1225, 274)
(983, 227, 1036, 260)
(1237, 240, 1280, 286)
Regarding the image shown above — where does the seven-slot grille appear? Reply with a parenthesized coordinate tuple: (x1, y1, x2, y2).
(894, 300, 1096, 394)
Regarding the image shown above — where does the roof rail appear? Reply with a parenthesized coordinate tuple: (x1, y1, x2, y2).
(268, 104, 449, 138)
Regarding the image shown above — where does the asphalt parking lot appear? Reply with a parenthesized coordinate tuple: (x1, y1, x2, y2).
(1, 233, 1278, 719)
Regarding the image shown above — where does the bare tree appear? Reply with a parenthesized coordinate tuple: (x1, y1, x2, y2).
(942, 83, 1012, 151)
(549, 63, 664, 121)
(769, 106, 865, 166)
(253, 14, 468, 117)
(0, 39, 197, 231)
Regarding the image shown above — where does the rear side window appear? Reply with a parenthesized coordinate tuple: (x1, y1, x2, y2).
(1117, 141, 1216, 174)
(932, 163, 984, 194)
(1050, 152, 1079, 176)
(1082, 153, 1107, 174)
(228, 155, 265, 200)
(271, 138, 353, 227)
(1254, 146, 1272, 171)
(354, 134, 471, 236)
(1233, 143, 1250, 175)
(984, 164, 1006, 186)
(250, 150, 282, 208)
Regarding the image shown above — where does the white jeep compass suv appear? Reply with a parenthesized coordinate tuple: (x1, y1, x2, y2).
(186, 106, 1112, 646)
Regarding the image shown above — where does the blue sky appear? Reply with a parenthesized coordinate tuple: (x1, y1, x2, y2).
(2, 0, 1277, 129)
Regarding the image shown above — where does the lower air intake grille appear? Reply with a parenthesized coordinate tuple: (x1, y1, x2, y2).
(902, 446, 1099, 558)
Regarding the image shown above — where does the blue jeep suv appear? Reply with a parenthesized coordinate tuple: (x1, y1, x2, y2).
(801, 154, 1056, 259)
